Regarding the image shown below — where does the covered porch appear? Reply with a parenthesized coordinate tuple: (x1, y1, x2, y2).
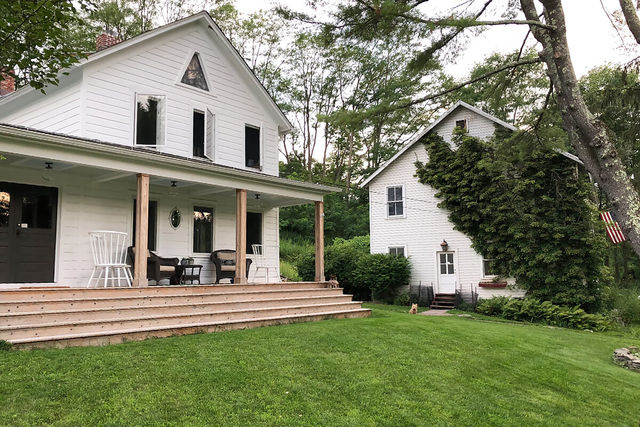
(0, 124, 333, 288)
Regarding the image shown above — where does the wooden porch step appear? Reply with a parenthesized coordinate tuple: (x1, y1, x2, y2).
(0, 288, 344, 313)
(9, 308, 372, 349)
(0, 302, 364, 340)
(0, 282, 331, 302)
(0, 295, 355, 326)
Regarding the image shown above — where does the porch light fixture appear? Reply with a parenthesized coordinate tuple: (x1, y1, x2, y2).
(45, 162, 53, 169)
(440, 240, 448, 251)
(254, 193, 261, 200)
(171, 180, 177, 187)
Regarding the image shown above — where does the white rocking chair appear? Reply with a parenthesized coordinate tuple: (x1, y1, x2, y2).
(250, 244, 278, 283)
(87, 230, 133, 287)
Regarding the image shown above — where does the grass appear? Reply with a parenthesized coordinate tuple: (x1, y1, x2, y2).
(1, 304, 640, 426)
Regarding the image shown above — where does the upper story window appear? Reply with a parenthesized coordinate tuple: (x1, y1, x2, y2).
(181, 53, 209, 91)
(245, 125, 261, 169)
(455, 119, 467, 130)
(135, 94, 165, 146)
(193, 110, 205, 158)
(387, 185, 404, 217)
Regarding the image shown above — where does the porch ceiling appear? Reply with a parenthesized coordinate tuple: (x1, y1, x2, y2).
(0, 124, 339, 207)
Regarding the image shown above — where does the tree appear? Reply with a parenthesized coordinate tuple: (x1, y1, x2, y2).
(306, 0, 640, 260)
(416, 130, 610, 310)
(1, 0, 92, 91)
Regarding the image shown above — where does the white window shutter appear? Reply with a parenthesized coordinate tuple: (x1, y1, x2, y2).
(205, 108, 215, 161)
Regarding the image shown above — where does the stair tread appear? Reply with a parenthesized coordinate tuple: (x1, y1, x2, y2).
(0, 288, 340, 305)
(0, 295, 353, 318)
(0, 302, 365, 331)
(7, 308, 372, 344)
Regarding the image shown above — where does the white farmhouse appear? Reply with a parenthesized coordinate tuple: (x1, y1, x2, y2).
(0, 12, 338, 288)
(361, 101, 525, 306)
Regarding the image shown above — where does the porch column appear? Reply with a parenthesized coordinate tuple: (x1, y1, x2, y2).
(235, 188, 248, 284)
(315, 200, 325, 282)
(133, 173, 150, 287)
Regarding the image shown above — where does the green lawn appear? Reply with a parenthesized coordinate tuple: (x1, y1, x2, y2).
(1, 304, 639, 426)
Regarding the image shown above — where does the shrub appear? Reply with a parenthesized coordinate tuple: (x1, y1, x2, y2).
(297, 236, 371, 299)
(352, 253, 411, 302)
(0, 340, 12, 351)
(476, 297, 610, 331)
(279, 260, 301, 282)
(611, 288, 640, 326)
(393, 292, 411, 306)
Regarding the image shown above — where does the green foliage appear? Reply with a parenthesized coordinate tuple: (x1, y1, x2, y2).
(279, 190, 370, 242)
(279, 234, 314, 265)
(352, 253, 411, 302)
(297, 235, 409, 301)
(605, 287, 640, 326)
(0, 340, 12, 351)
(393, 292, 411, 306)
(279, 260, 301, 282)
(476, 297, 610, 331)
(416, 132, 610, 310)
(1, 0, 91, 91)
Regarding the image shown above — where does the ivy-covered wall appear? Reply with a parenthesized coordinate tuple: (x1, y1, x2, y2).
(415, 131, 610, 311)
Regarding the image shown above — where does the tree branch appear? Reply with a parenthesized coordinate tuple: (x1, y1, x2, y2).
(398, 14, 556, 30)
(619, 0, 640, 44)
(396, 57, 543, 109)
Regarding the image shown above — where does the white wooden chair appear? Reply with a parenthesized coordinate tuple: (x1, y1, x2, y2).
(250, 244, 278, 283)
(87, 231, 133, 287)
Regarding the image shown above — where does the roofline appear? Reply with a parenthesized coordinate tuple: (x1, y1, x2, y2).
(0, 124, 337, 194)
(360, 100, 581, 187)
(0, 12, 294, 132)
(361, 100, 517, 187)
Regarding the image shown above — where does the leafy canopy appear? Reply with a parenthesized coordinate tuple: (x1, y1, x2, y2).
(415, 130, 610, 310)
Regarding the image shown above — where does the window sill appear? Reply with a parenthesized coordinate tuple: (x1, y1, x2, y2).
(386, 215, 406, 219)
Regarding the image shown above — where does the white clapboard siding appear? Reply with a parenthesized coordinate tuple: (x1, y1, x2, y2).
(369, 106, 524, 299)
(81, 23, 280, 176)
(0, 75, 82, 136)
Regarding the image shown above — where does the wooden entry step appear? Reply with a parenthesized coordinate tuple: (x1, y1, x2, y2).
(0, 283, 370, 348)
(430, 293, 457, 310)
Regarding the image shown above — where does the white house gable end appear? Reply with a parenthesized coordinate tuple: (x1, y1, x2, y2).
(432, 106, 498, 144)
(82, 22, 280, 175)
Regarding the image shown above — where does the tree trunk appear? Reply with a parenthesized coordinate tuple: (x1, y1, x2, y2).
(619, 0, 640, 44)
(520, 0, 640, 258)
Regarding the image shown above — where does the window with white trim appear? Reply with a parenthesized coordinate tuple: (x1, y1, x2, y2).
(387, 186, 404, 217)
(135, 94, 165, 146)
(482, 258, 496, 277)
(245, 125, 261, 169)
(455, 119, 467, 130)
(388, 246, 406, 257)
(181, 53, 209, 91)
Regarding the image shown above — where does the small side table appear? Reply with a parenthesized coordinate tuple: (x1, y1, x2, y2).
(180, 264, 203, 285)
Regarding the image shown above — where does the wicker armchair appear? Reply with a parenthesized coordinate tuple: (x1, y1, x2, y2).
(210, 250, 252, 283)
(127, 247, 181, 285)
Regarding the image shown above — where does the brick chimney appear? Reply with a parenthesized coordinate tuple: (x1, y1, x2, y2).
(0, 70, 15, 96)
(96, 32, 120, 52)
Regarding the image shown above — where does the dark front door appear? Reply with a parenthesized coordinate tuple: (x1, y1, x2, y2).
(0, 182, 58, 283)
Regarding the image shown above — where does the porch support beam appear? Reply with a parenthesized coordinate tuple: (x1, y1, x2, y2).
(133, 173, 150, 287)
(235, 189, 248, 284)
(315, 200, 325, 282)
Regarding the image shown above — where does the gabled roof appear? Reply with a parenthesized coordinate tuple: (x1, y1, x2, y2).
(360, 100, 517, 187)
(0, 11, 293, 132)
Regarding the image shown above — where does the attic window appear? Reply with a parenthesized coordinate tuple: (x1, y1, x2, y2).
(181, 53, 209, 91)
(455, 119, 467, 130)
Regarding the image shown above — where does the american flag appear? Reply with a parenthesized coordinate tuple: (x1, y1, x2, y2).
(600, 211, 627, 244)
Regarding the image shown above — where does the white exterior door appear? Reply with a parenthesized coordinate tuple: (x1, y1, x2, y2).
(438, 252, 456, 293)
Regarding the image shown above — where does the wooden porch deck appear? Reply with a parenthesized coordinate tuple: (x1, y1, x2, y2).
(0, 282, 370, 349)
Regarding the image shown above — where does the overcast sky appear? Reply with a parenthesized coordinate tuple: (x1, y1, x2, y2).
(235, 0, 640, 78)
